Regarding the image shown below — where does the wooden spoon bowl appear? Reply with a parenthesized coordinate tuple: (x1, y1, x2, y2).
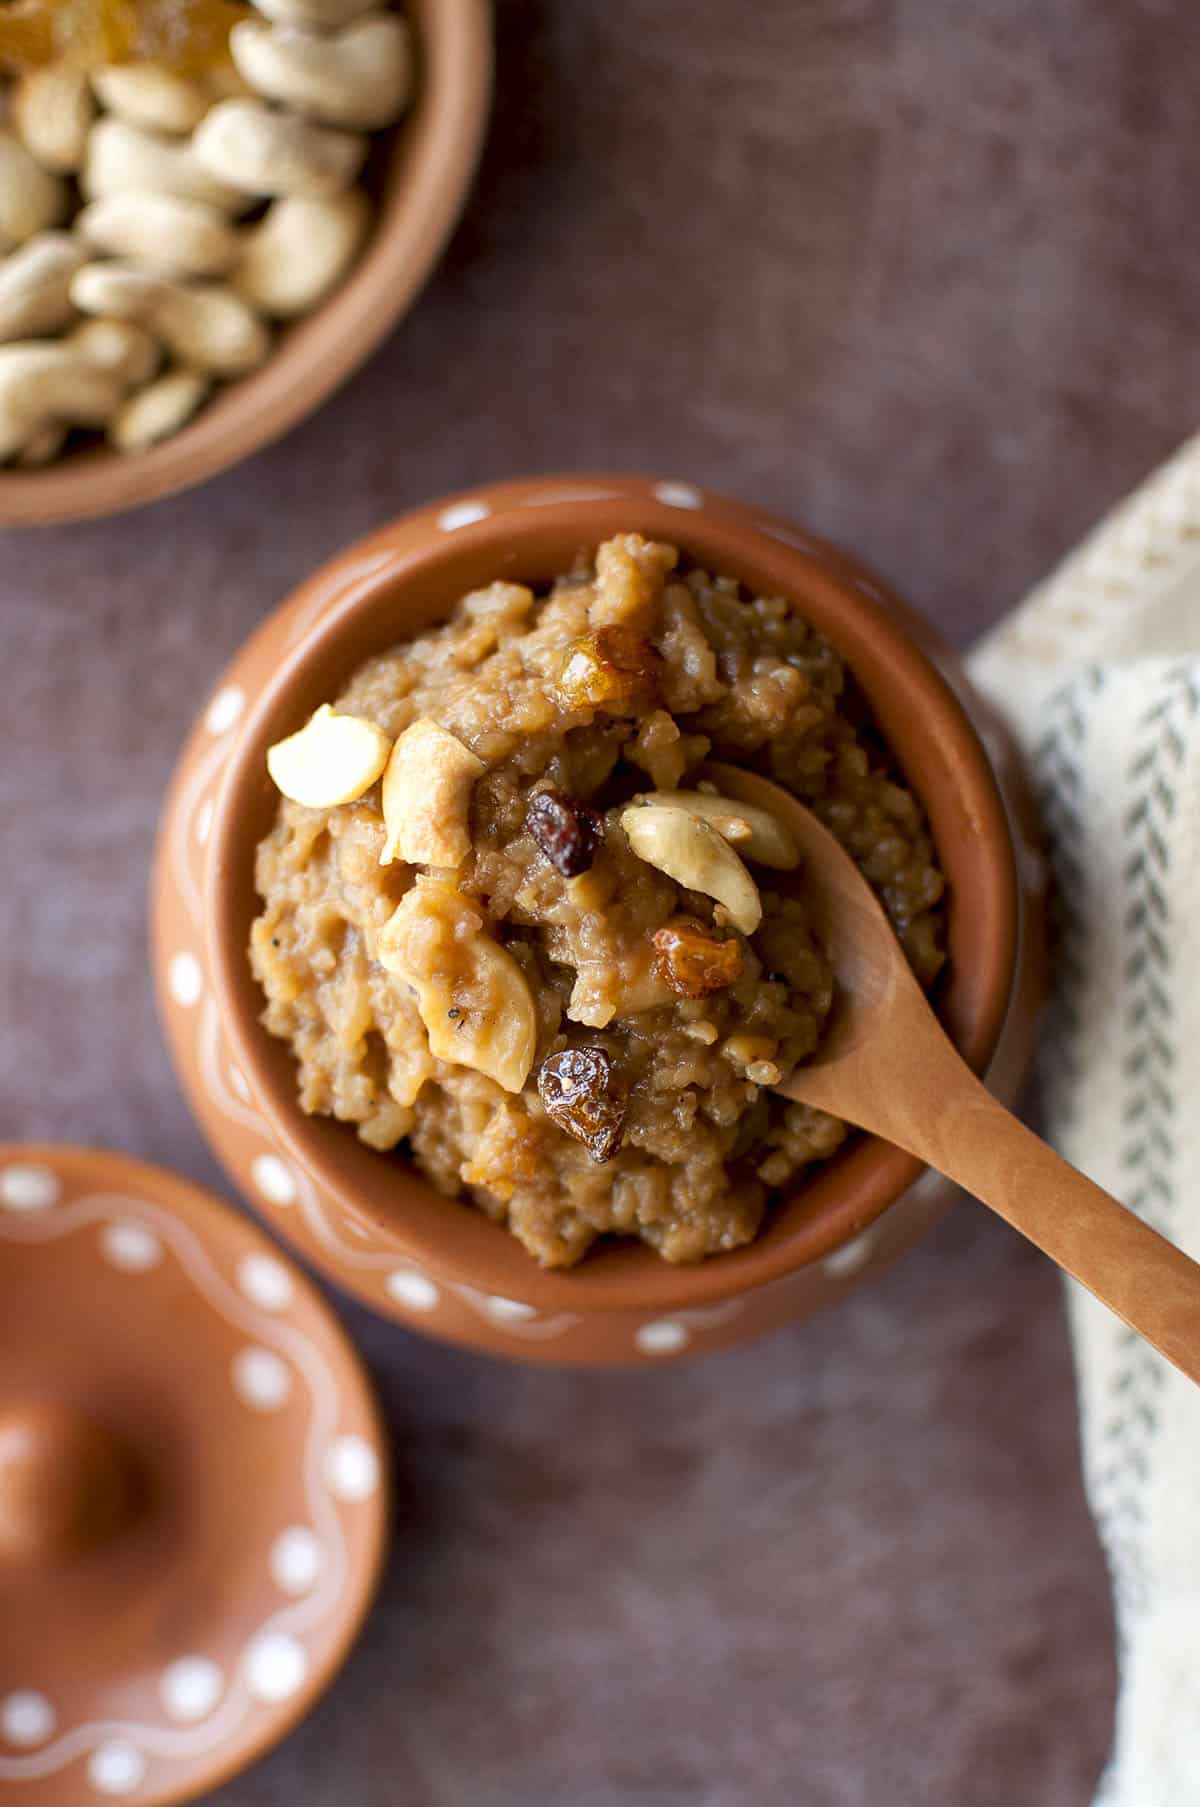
(706, 763, 1200, 1387)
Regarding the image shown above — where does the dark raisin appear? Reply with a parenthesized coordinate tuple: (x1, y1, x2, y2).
(525, 787, 604, 878)
(537, 1046, 626, 1163)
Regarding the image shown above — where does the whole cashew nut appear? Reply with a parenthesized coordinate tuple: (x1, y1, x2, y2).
(69, 318, 162, 389)
(234, 189, 369, 316)
(379, 718, 485, 868)
(78, 192, 240, 279)
(70, 263, 270, 376)
(230, 12, 413, 130)
(91, 64, 214, 138)
(378, 880, 539, 1095)
(12, 66, 95, 175)
(192, 99, 366, 198)
(0, 234, 86, 345)
(109, 367, 211, 452)
(620, 804, 763, 936)
(0, 343, 124, 463)
(84, 118, 248, 214)
(632, 791, 800, 869)
(0, 129, 70, 247)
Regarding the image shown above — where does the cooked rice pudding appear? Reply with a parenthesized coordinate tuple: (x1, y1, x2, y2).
(251, 535, 945, 1266)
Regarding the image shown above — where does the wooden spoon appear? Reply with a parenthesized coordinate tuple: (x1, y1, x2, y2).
(704, 761, 1200, 1386)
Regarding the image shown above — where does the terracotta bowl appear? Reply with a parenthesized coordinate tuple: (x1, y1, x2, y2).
(152, 475, 1047, 1367)
(0, 0, 491, 529)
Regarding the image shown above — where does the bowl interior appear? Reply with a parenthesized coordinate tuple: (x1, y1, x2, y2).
(0, 0, 492, 527)
(207, 491, 1019, 1314)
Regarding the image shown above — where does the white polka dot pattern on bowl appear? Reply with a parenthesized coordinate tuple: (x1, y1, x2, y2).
(204, 685, 245, 736)
(88, 1740, 146, 1796)
(436, 498, 491, 531)
(238, 1254, 293, 1312)
(100, 1221, 163, 1273)
(385, 1268, 439, 1312)
(821, 1230, 876, 1279)
(270, 1527, 324, 1596)
(250, 1154, 297, 1208)
(160, 1657, 223, 1725)
(325, 1435, 381, 1503)
(1, 1692, 56, 1748)
(483, 1296, 537, 1323)
(635, 1319, 690, 1356)
(243, 1634, 309, 1705)
(167, 951, 203, 1009)
(651, 480, 703, 510)
(0, 1164, 59, 1212)
(232, 1346, 293, 1412)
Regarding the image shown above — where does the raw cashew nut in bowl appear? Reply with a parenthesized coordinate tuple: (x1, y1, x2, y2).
(234, 192, 370, 317)
(83, 117, 247, 213)
(109, 367, 211, 453)
(69, 319, 162, 389)
(11, 66, 94, 174)
(0, 343, 124, 462)
(0, 235, 86, 345)
(77, 193, 241, 279)
(0, 129, 70, 247)
(230, 13, 413, 130)
(192, 101, 367, 199)
(91, 64, 212, 138)
(0, 0, 493, 518)
(71, 263, 270, 377)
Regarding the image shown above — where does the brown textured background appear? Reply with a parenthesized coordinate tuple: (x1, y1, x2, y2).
(10, 0, 1200, 1797)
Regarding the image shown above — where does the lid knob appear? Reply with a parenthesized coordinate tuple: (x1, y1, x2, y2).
(0, 1402, 140, 1566)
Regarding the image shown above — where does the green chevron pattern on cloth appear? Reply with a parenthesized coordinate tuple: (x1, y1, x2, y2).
(970, 434, 1200, 1807)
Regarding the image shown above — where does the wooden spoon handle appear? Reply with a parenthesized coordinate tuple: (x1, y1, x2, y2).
(801, 1033, 1200, 1385)
(922, 1077, 1200, 1383)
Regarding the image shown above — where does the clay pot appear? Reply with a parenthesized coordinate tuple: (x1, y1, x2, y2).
(151, 475, 1047, 1367)
(0, 0, 491, 527)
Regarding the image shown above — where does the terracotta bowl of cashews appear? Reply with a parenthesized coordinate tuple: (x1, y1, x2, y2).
(0, 0, 491, 527)
(151, 475, 1050, 1366)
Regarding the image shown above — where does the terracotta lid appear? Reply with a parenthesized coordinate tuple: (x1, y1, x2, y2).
(0, 1145, 388, 1806)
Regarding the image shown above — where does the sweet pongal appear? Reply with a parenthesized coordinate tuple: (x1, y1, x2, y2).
(251, 534, 945, 1266)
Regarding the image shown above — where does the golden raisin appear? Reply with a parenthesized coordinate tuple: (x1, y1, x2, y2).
(537, 1046, 626, 1163)
(461, 1107, 544, 1202)
(553, 625, 658, 715)
(0, 0, 246, 74)
(0, 0, 56, 66)
(651, 916, 744, 999)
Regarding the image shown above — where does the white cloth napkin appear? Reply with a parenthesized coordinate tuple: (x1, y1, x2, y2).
(968, 432, 1200, 1807)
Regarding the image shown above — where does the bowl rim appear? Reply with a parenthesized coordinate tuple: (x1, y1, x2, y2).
(200, 475, 1020, 1315)
(0, 0, 493, 529)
